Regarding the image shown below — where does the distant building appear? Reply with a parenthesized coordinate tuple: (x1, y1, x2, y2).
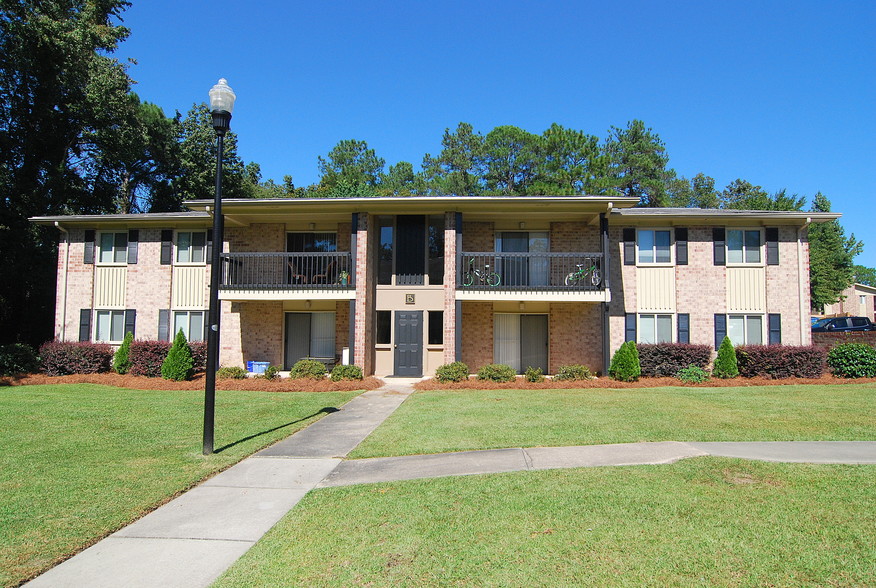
(822, 283, 876, 320)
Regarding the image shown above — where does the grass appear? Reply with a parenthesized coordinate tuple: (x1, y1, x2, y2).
(0, 384, 358, 587)
(214, 458, 876, 587)
(350, 383, 876, 458)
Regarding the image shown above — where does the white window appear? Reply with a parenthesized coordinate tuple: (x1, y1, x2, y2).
(639, 314, 673, 344)
(176, 231, 207, 264)
(727, 229, 762, 264)
(95, 310, 125, 342)
(173, 311, 205, 342)
(728, 314, 763, 345)
(98, 232, 127, 264)
(637, 229, 672, 264)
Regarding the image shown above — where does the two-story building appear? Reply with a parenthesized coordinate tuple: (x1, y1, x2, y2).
(32, 196, 839, 377)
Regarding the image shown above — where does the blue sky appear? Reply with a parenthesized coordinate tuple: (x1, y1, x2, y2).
(119, 1, 875, 267)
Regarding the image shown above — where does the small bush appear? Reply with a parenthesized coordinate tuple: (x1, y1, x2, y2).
(676, 364, 710, 384)
(0, 343, 39, 376)
(289, 359, 327, 380)
(217, 365, 247, 379)
(827, 343, 876, 378)
(129, 340, 171, 377)
(524, 366, 545, 383)
(260, 365, 281, 380)
(330, 364, 363, 381)
(113, 332, 133, 374)
(609, 341, 641, 382)
(435, 361, 469, 383)
(161, 330, 194, 381)
(554, 364, 592, 381)
(189, 341, 208, 373)
(712, 336, 739, 379)
(39, 341, 113, 376)
(736, 345, 826, 379)
(476, 363, 516, 383)
(638, 343, 711, 377)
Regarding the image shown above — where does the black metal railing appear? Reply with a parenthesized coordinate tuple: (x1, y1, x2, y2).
(220, 252, 354, 290)
(458, 252, 604, 292)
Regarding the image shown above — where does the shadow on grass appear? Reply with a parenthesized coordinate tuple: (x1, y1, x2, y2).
(215, 406, 340, 453)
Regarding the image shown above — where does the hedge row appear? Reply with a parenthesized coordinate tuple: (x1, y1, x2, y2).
(637, 343, 711, 377)
(736, 345, 826, 379)
(37, 340, 209, 377)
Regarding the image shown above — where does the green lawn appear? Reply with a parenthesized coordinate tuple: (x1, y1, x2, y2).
(215, 458, 876, 587)
(350, 384, 876, 458)
(0, 384, 358, 587)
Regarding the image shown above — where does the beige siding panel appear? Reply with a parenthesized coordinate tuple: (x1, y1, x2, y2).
(636, 267, 676, 312)
(172, 266, 207, 309)
(94, 266, 126, 307)
(727, 267, 765, 312)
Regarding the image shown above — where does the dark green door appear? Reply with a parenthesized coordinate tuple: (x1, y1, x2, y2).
(394, 311, 423, 376)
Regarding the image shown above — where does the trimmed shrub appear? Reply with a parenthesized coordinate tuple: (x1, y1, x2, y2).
(435, 361, 469, 383)
(39, 341, 113, 376)
(826, 343, 876, 378)
(161, 330, 194, 381)
(736, 345, 826, 379)
(676, 364, 709, 384)
(638, 343, 711, 377)
(712, 336, 739, 379)
(330, 364, 363, 381)
(476, 363, 516, 383)
(0, 343, 39, 376)
(113, 331, 133, 374)
(217, 366, 247, 379)
(261, 365, 281, 380)
(608, 341, 640, 382)
(524, 366, 545, 383)
(189, 341, 208, 373)
(129, 340, 171, 377)
(289, 359, 327, 380)
(554, 364, 592, 381)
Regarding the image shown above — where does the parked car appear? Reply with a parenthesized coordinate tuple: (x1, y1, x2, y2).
(811, 316, 876, 332)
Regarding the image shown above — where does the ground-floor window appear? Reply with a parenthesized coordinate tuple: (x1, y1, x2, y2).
(173, 310, 205, 342)
(728, 314, 763, 345)
(428, 310, 443, 345)
(285, 312, 336, 368)
(639, 314, 673, 344)
(494, 313, 548, 374)
(95, 310, 125, 343)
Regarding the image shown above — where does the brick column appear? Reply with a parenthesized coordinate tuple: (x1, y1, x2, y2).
(353, 213, 372, 373)
(443, 211, 457, 363)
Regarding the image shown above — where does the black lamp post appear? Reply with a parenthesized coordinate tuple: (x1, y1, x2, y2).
(203, 78, 236, 455)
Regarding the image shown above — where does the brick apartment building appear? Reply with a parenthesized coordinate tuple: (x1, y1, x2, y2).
(32, 196, 839, 377)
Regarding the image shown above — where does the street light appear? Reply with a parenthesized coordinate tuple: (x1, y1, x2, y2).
(203, 78, 236, 455)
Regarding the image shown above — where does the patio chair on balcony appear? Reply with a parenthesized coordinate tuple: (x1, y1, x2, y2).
(310, 260, 336, 284)
(287, 261, 308, 284)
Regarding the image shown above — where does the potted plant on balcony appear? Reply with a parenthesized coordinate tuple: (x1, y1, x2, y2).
(336, 270, 350, 286)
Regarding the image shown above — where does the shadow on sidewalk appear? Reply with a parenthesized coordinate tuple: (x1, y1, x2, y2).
(215, 406, 340, 453)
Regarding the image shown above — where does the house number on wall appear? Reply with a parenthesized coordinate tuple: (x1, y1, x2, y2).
(405, 294, 415, 304)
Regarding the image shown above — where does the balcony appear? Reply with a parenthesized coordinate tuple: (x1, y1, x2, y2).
(219, 252, 355, 300)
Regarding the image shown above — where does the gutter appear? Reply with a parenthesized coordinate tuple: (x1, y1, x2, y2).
(798, 217, 812, 344)
(54, 222, 70, 341)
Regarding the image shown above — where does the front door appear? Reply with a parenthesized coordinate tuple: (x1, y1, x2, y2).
(394, 311, 423, 376)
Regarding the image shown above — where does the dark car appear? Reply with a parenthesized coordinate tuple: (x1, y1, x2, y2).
(811, 316, 876, 332)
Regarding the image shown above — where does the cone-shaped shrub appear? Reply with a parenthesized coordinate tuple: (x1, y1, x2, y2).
(713, 336, 739, 379)
(609, 341, 640, 382)
(113, 331, 133, 374)
(161, 330, 194, 381)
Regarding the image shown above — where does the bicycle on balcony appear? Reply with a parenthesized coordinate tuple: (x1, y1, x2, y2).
(564, 262, 601, 287)
(462, 258, 501, 287)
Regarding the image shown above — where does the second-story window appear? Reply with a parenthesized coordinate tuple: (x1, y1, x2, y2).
(98, 232, 127, 264)
(637, 229, 671, 264)
(727, 229, 761, 264)
(176, 231, 207, 264)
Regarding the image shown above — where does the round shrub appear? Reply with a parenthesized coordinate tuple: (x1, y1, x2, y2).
(259, 365, 281, 380)
(330, 364, 364, 381)
(476, 363, 516, 383)
(161, 330, 194, 381)
(608, 341, 640, 382)
(0, 343, 39, 376)
(676, 364, 709, 384)
(713, 336, 739, 379)
(524, 366, 545, 383)
(554, 364, 592, 381)
(217, 366, 247, 379)
(113, 331, 134, 375)
(435, 361, 469, 383)
(827, 343, 876, 378)
(289, 359, 327, 380)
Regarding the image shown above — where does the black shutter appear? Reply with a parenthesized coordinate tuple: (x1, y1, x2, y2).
(84, 230, 95, 265)
(127, 230, 139, 264)
(158, 309, 170, 341)
(623, 228, 636, 266)
(713, 228, 725, 266)
(625, 313, 636, 342)
(160, 230, 173, 265)
(206, 229, 213, 264)
(766, 227, 779, 265)
(79, 309, 91, 341)
(675, 228, 688, 265)
(768, 313, 781, 345)
(714, 314, 727, 350)
(204, 312, 210, 341)
(677, 313, 690, 344)
(124, 309, 136, 338)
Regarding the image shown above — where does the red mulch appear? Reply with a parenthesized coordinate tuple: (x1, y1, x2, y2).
(0, 372, 384, 392)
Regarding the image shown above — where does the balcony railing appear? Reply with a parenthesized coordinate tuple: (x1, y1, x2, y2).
(458, 252, 604, 292)
(220, 252, 354, 290)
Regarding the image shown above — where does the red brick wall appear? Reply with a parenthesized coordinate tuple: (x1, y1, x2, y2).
(127, 229, 173, 341)
(56, 228, 95, 341)
(460, 301, 493, 370)
(462, 222, 493, 252)
(812, 331, 876, 349)
(675, 227, 726, 348)
(549, 303, 603, 374)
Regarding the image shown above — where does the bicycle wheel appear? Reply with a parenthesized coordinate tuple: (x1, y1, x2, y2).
(564, 272, 579, 287)
(486, 272, 501, 287)
(590, 269, 601, 286)
(463, 272, 474, 287)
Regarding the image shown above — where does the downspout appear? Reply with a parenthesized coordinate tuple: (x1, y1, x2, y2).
(55, 222, 70, 341)
(798, 218, 812, 344)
